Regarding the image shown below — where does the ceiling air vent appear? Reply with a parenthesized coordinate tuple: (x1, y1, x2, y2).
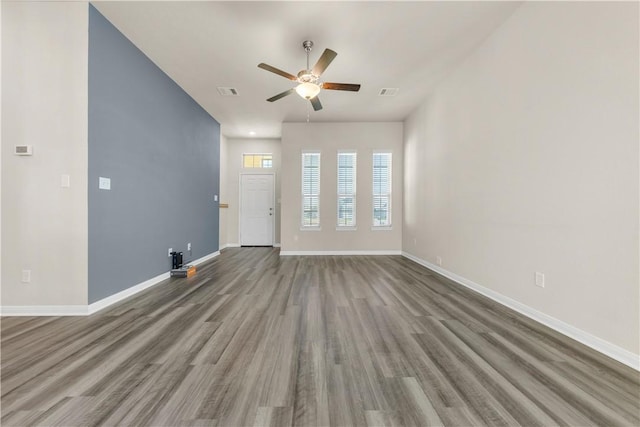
(378, 88, 399, 97)
(217, 87, 239, 96)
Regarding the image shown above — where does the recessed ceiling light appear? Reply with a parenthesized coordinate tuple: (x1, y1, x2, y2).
(378, 88, 399, 97)
(249, 131, 256, 136)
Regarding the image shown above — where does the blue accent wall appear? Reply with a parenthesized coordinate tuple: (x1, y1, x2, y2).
(88, 5, 220, 303)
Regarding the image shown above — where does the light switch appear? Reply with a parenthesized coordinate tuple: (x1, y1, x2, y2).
(535, 272, 545, 288)
(61, 174, 70, 188)
(214, 194, 218, 202)
(99, 177, 111, 190)
(21, 270, 31, 283)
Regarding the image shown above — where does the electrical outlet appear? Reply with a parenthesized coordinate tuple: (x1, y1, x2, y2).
(535, 272, 545, 288)
(187, 243, 191, 251)
(21, 270, 31, 283)
(168, 248, 173, 257)
(436, 256, 442, 266)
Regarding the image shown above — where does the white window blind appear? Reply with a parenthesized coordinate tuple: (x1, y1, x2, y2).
(301, 152, 321, 227)
(337, 152, 357, 227)
(372, 152, 392, 227)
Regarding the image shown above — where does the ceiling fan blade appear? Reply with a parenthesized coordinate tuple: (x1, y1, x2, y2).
(310, 96, 323, 111)
(312, 49, 337, 76)
(323, 82, 361, 92)
(267, 88, 295, 102)
(258, 63, 297, 81)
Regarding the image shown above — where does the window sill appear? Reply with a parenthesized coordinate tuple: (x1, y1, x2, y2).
(300, 226, 322, 232)
(371, 226, 393, 231)
(336, 227, 357, 231)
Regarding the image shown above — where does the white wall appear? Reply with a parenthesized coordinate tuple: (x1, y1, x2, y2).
(222, 138, 282, 246)
(403, 2, 639, 356)
(0, 2, 3, 306)
(1, 2, 89, 306)
(281, 122, 403, 253)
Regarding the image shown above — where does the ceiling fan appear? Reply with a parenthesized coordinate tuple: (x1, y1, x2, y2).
(258, 40, 361, 111)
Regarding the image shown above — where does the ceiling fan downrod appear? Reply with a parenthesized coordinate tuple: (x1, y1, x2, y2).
(302, 40, 313, 71)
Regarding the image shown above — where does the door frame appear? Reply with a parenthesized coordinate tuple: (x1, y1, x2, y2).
(238, 172, 276, 246)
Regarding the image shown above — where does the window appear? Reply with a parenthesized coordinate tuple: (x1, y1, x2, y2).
(301, 152, 321, 228)
(243, 153, 273, 168)
(337, 152, 356, 228)
(372, 152, 392, 227)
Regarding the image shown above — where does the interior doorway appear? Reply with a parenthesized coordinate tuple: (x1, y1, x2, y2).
(239, 174, 274, 246)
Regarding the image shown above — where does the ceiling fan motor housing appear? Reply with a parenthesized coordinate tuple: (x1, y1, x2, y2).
(297, 70, 319, 85)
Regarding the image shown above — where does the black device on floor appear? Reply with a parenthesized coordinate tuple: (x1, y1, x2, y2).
(171, 251, 183, 269)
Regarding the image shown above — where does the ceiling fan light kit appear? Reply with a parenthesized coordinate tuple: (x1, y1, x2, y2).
(258, 40, 361, 111)
(295, 82, 321, 99)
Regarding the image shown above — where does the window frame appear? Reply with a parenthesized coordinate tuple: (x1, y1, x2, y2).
(336, 151, 357, 230)
(242, 153, 273, 169)
(372, 151, 392, 229)
(301, 151, 321, 230)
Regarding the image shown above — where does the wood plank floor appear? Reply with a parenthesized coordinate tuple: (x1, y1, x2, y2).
(1, 248, 638, 426)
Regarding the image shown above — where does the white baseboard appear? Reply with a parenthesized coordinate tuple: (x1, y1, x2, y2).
(87, 271, 171, 315)
(88, 250, 220, 315)
(401, 251, 640, 371)
(1, 250, 221, 318)
(280, 250, 402, 256)
(223, 243, 280, 249)
(187, 250, 220, 266)
(0, 305, 89, 316)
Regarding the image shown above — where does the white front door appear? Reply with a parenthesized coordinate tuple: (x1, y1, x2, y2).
(240, 174, 274, 246)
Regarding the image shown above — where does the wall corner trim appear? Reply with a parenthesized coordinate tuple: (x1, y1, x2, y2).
(280, 250, 402, 256)
(0, 250, 221, 317)
(401, 251, 640, 371)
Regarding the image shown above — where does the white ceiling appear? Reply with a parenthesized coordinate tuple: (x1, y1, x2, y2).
(92, 1, 522, 139)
